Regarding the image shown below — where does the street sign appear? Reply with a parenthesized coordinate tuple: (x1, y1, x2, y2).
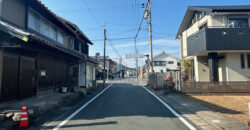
(125, 54, 144, 59)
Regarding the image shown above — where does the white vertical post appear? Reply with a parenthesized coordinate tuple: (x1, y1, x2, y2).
(248, 102, 250, 121)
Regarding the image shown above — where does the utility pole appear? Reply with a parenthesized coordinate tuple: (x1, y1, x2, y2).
(148, 0, 153, 72)
(135, 38, 138, 80)
(103, 28, 106, 88)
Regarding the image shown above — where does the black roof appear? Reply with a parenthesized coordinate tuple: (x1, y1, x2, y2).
(176, 5, 250, 39)
(188, 5, 250, 11)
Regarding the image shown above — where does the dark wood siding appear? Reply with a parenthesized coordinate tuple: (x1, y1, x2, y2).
(1, 54, 19, 101)
(36, 53, 69, 91)
(19, 56, 35, 98)
(1, 0, 26, 28)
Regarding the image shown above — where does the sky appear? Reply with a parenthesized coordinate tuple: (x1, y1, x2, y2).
(40, 0, 250, 68)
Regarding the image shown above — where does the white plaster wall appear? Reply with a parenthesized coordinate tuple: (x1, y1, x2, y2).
(78, 62, 86, 87)
(226, 53, 250, 81)
(194, 56, 209, 82)
(182, 31, 188, 57)
(218, 57, 227, 82)
(154, 55, 179, 73)
(211, 15, 225, 27)
(86, 63, 92, 88)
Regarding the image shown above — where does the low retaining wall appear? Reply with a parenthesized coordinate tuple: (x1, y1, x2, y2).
(182, 82, 250, 93)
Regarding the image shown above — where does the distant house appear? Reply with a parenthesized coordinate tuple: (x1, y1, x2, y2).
(176, 5, 250, 82)
(0, 0, 95, 101)
(86, 58, 98, 88)
(149, 51, 180, 73)
(93, 53, 118, 79)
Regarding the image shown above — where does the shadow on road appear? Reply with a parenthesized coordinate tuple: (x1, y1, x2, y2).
(34, 81, 244, 129)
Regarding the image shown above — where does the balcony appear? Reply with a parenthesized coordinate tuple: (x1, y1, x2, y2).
(187, 27, 250, 56)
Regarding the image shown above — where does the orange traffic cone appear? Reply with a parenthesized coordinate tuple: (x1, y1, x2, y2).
(19, 104, 29, 128)
(153, 83, 157, 90)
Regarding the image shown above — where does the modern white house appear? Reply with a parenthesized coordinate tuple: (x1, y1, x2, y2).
(152, 51, 180, 73)
(176, 5, 250, 82)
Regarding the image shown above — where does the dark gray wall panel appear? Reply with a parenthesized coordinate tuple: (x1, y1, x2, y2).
(187, 29, 207, 56)
(206, 28, 250, 50)
(187, 28, 250, 56)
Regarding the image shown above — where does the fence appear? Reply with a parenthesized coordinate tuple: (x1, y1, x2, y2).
(182, 81, 250, 93)
(147, 71, 182, 90)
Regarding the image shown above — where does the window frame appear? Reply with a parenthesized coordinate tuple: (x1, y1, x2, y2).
(168, 61, 174, 64)
(240, 54, 245, 69)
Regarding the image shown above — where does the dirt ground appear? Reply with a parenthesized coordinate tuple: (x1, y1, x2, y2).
(187, 95, 250, 124)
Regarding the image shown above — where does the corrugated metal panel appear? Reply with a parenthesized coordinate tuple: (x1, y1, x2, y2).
(1, 0, 25, 28)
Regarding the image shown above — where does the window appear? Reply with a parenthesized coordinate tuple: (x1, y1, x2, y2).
(28, 10, 40, 31)
(197, 11, 206, 20)
(154, 61, 166, 66)
(159, 61, 166, 66)
(69, 37, 74, 49)
(49, 25, 57, 40)
(40, 19, 49, 36)
(154, 61, 159, 66)
(177, 62, 181, 66)
(57, 31, 64, 44)
(168, 61, 174, 64)
(229, 17, 248, 28)
(28, 9, 66, 44)
(79, 43, 82, 52)
(240, 54, 245, 69)
(74, 41, 79, 51)
(248, 54, 250, 68)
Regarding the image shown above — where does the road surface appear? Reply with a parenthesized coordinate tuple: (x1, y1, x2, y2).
(39, 80, 193, 130)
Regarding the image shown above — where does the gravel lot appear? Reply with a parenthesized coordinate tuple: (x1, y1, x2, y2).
(186, 95, 250, 124)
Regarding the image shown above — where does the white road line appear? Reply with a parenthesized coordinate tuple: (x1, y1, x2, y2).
(141, 85, 197, 130)
(53, 84, 113, 130)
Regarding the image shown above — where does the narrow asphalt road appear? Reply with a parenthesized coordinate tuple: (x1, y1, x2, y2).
(51, 82, 191, 130)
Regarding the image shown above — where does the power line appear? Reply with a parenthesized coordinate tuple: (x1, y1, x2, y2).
(81, 0, 102, 27)
(108, 37, 135, 41)
(108, 29, 135, 35)
(135, 1, 149, 38)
